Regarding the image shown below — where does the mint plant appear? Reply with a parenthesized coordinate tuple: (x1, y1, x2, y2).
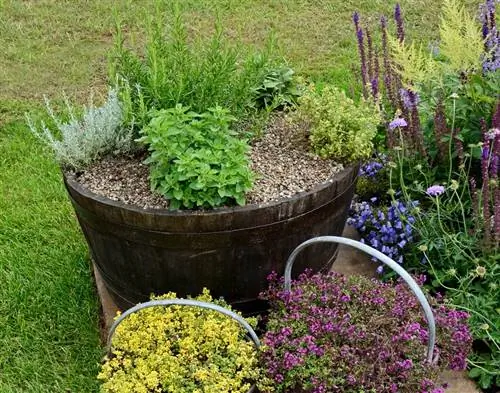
(138, 105, 254, 210)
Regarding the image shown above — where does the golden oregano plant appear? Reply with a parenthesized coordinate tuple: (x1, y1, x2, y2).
(99, 289, 272, 393)
(290, 85, 380, 163)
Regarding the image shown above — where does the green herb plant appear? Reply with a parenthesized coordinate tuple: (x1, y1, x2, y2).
(138, 105, 254, 210)
(110, 2, 272, 131)
(252, 66, 303, 110)
(290, 85, 380, 163)
(99, 289, 271, 393)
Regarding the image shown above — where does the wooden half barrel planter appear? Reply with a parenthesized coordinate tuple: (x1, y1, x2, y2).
(63, 165, 358, 313)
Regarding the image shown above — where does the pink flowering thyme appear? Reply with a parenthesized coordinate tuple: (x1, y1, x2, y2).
(260, 271, 472, 393)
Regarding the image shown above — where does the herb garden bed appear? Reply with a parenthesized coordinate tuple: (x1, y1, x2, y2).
(74, 114, 343, 209)
(94, 226, 480, 393)
(22, 0, 499, 390)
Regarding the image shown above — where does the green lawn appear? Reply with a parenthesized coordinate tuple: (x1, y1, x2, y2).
(0, 0, 478, 391)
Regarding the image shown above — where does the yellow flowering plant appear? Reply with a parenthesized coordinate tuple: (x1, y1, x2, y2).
(98, 289, 270, 393)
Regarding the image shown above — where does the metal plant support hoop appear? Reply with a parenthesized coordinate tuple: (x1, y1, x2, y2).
(283, 236, 437, 364)
(107, 299, 260, 393)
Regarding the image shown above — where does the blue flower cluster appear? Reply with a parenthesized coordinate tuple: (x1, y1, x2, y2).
(359, 154, 387, 178)
(348, 198, 418, 273)
(359, 161, 384, 178)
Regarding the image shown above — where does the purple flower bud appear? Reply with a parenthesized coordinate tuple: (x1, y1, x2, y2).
(426, 185, 445, 197)
(394, 3, 405, 42)
(353, 11, 360, 28)
(371, 77, 379, 99)
(389, 117, 408, 130)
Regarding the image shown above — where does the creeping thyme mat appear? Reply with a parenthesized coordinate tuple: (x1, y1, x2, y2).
(75, 114, 343, 209)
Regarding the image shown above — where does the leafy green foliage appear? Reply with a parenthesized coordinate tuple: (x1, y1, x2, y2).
(252, 66, 303, 110)
(110, 3, 272, 130)
(439, 0, 483, 72)
(26, 89, 134, 170)
(418, 70, 499, 158)
(390, 0, 483, 88)
(355, 2, 500, 388)
(138, 105, 254, 210)
(291, 85, 380, 163)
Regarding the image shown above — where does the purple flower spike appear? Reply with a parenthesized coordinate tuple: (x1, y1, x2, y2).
(426, 185, 445, 197)
(381, 15, 387, 29)
(353, 11, 360, 28)
(480, 0, 499, 72)
(389, 117, 408, 130)
(400, 88, 420, 110)
(356, 26, 368, 98)
(480, 2, 490, 39)
(394, 3, 405, 42)
(371, 77, 379, 99)
(493, 101, 500, 129)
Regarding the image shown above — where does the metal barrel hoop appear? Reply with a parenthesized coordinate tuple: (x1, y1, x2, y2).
(284, 236, 436, 364)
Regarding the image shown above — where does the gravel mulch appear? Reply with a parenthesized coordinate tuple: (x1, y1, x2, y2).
(75, 154, 169, 209)
(73, 114, 343, 209)
(247, 114, 343, 203)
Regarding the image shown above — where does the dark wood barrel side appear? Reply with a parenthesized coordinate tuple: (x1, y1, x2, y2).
(64, 165, 358, 313)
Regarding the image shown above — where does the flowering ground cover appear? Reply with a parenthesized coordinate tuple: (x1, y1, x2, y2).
(261, 271, 472, 393)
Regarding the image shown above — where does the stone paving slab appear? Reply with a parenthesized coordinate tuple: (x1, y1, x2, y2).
(94, 225, 479, 393)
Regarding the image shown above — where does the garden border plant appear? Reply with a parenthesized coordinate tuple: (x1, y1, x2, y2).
(350, 0, 500, 389)
(99, 289, 271, 393)
(259, 237, 472, 393)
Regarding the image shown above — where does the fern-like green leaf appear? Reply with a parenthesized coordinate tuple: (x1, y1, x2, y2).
(389, 35, 441, 88)
(439, 0, 483, 72)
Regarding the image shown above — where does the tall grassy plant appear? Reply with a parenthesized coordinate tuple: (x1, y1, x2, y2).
(109, 2, 271, 130)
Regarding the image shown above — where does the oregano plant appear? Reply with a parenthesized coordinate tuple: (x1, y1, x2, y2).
(138, 105, 254, 210)
(290, 85, 380, 163)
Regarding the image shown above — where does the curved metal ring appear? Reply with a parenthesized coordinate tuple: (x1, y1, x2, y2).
(283, 236, 436, 363)
(107, 298, 261, 354)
